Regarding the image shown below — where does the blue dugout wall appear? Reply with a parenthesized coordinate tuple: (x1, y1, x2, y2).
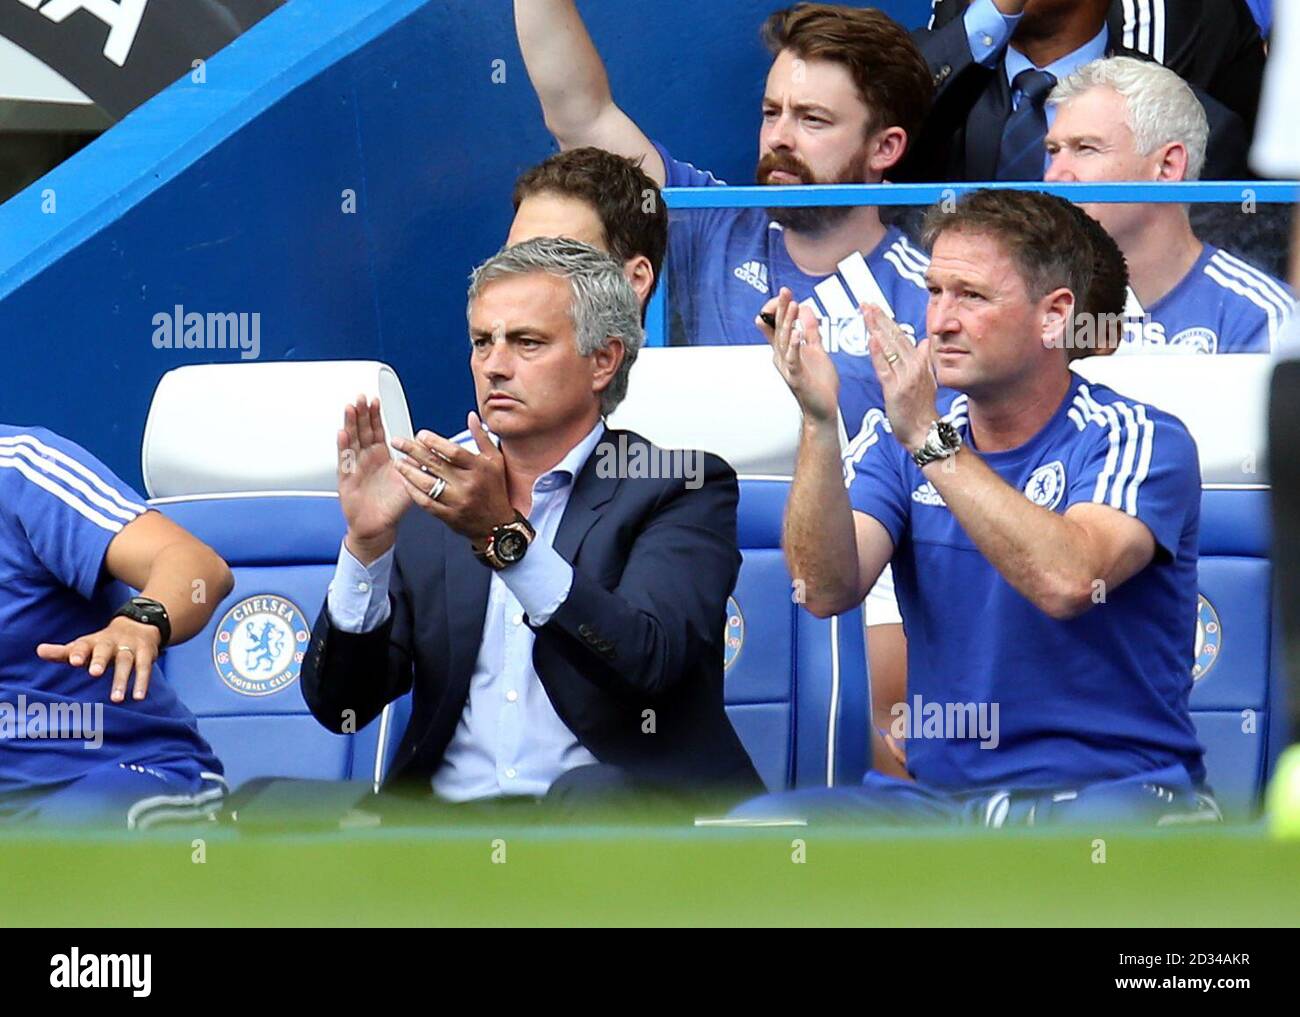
(0, 0, 928, 491)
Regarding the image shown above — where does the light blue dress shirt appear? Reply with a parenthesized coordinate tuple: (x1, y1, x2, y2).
(326, 421, 607, 801)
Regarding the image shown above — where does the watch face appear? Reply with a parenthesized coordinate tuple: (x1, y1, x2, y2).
(496, 530, 528, 562)
(131, 597, 164, 621)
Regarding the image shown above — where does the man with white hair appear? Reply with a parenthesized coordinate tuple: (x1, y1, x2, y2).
(1045, 55, 1293, 354)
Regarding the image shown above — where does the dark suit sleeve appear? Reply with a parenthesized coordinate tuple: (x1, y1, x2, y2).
(901, 4, 1000, 181)
(926, 0, 961, 30)
(537, 453, 741, 700)
(1202, 0, 1265, 134)
(1194, 85, 1252, 180)
(300, 553, 415, 734)
(912, 4, 984, 101)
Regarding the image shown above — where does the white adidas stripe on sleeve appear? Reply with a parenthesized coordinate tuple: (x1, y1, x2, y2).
(0, 434, 145, 516)
(0, 454, 131, 533)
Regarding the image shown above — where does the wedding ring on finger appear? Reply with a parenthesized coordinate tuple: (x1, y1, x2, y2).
(428, 477, 447, 501)
(884, 350, 901, 365)
(118, 646, 134, 655)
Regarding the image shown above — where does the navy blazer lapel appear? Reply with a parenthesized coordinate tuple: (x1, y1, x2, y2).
(553, 429, 622, 563)
(968, 65, 1013, 180)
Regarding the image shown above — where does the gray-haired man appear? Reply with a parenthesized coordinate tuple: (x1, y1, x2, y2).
(1045, 56, 1293, 354)
(302, 237, 761, 811)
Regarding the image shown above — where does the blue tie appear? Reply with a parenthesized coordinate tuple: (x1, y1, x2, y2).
(996, 69, 1058, 181)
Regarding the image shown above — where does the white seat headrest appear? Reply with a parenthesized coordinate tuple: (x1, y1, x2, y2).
(1072, 353, 1271, 485)
(607, 346, 847, 477)
(142, 361, 415, 498)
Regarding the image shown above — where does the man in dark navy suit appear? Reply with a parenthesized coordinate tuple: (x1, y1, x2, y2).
(925, 0, 1266, 132)
(905, 0, 1251, 181)
(301, 237, 761, 811)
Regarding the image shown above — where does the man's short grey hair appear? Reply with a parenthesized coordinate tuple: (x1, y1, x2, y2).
(467, 236, 644, 416)
(1048, 55, 1209, 180)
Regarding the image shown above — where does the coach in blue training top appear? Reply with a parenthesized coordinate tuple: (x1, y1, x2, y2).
(0, 427, 230, 827)
(736, 188, 1215, 826)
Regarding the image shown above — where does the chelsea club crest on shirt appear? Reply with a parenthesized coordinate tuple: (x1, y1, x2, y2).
(1169, 327, 1219, 354)
(1024, 461, 1066, 511)
(212, 595, 311, 696)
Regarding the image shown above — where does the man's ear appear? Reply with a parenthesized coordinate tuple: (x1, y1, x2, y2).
(1040, 287, 1076, 352)
(1154, 141, 1190, 182)
(591, 337, 626, 398)
(623, 256, 655, 308)
(869, 126, 908, 177)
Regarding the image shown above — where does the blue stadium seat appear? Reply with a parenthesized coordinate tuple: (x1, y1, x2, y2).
(1075, 354, 1281, 815)
(152, 495, 366, 789)
(1192, 489, 1279, 816)
(143, 361, 414, 792)
(728, 478, 869, 790)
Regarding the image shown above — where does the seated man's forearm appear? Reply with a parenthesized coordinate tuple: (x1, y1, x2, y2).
(785, 419, 861, 617)
(136, 542, 232, 645)
(302, 606, 406, 734)
(924, 449, 1110, 619)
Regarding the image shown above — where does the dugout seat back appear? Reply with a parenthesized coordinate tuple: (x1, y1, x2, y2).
(729, 478, 870, 790)
(609, 344, 850, 476)
(609, 346, 869, 790)
(1074, 353, 1280, 815)
(143, 361, 414, 791)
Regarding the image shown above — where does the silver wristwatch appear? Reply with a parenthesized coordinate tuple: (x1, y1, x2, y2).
(911, 419, 962, 468)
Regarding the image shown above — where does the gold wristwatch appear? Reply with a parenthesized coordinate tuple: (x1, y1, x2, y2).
(473, 511, 536, 570)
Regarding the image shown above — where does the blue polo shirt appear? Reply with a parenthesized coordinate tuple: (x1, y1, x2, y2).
(0, 425, 221, 793)
(1122, 244, 1295, 354)
(843, 378, 1205, 790)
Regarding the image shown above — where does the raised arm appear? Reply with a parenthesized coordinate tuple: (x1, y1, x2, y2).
(301, 395, 417, 733)
(759, 290, 894, 618)
(514, 0, 665, 184)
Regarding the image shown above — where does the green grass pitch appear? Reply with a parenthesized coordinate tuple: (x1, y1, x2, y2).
(2, 822, 1297, 926)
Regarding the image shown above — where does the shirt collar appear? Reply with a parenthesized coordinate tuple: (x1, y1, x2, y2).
(532, 419, 607, 494)
(1004, 23, 1109, 92)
